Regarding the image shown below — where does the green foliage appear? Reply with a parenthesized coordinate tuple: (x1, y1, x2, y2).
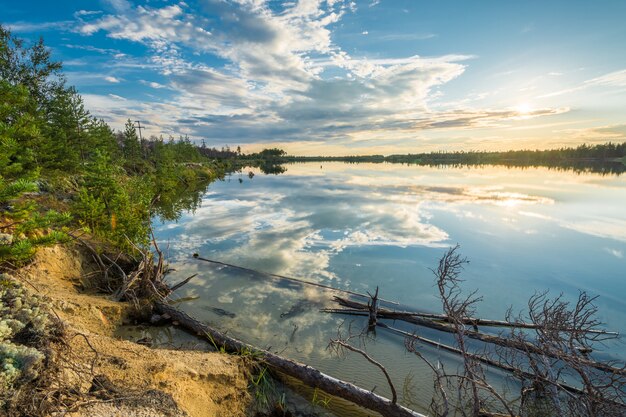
(0, 28, 121, 176)
(258, 148, 287, 158)
(249, 365, 279, 412)
(0, 26, 64, 111)
(0, 82, 40, 182)
(0, 178, 37, 203)
(0, 240, 35, 267)
(38, 87, 88, 172)
(122, 119, 145, 173)
(85, 117, 119, 160)
(0, 210, 72, 266)
(72, 152, 152, 250)
(311, 387, 332, 408)
(0, 25, 224, 264)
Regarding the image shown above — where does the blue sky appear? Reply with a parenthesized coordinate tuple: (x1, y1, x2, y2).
(4, 0, 626, 155)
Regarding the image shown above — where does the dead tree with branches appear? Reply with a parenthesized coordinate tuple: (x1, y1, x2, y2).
(427, 244, 516, 417)
(327, 321, 398, 404)
(499, 290, 626, 417)
(406, 245, 625, 417)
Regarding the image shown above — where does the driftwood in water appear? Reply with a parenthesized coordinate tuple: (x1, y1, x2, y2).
(154, 302, 424, 417)
(330, 297, 618, 335)
(193, 255, 401, 304)
(169, 273, 197, 292)
(321, 317, 594, 400)
(385, 310, 617, 335)
(378, 322, 620, 405)
(328, 297, 626, 376)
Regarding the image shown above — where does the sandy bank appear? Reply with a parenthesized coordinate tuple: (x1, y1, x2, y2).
(15, 244, 252, 417)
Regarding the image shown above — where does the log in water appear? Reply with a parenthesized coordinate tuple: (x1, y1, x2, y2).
(155, 302, 425, 417)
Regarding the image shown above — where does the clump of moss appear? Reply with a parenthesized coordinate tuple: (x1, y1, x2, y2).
(0, 274, 51, 408)
(0, 343, 44, 393)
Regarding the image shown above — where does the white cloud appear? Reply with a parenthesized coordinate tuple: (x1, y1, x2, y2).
(584, 69, 626, 88)
(540, 68, 626, 98)
(74, 10, 102, 17)
(64, 43, 123, 56)
(103, 0, 132, 13)
(71, 2, 469, 139)
(71, 1, 565, 145)
(107, 94, 126, 100)
(104, 76, 121, 83)
(6, 21, 72, 32)
(519, 211, 626, 244)
(409, 107, 569, 130)
(563, 219, 626, 243)
(604, 248, 624, 259)
(378, 33, 437, 41)
(140, 80, 167, 89)
(548, 123, 626, 144)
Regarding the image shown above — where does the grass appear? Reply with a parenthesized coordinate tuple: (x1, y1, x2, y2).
(311, 387, 332, 408)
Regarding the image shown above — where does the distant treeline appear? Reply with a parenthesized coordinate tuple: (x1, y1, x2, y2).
(195, 142, 626, 175)
(277, 142, 626, 164)
(386, 142, 626, 164)
(254, 142, 625, 175)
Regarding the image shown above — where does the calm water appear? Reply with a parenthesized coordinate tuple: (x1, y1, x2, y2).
(152, 162, 626, 415)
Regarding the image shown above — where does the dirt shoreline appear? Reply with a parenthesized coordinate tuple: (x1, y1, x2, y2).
(15, 244, 252, 417)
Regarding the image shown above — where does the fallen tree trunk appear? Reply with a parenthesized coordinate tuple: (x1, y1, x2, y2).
(377, 322, 622, 405)
(383, 310, 616, 335)
(193, 255, 402, 304)
(155, 302, 425, 417)
(329, 297, 626, 376)
(329, 297, 618, 335)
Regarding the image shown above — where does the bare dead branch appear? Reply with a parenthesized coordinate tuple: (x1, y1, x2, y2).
(329, 338, 398, 404)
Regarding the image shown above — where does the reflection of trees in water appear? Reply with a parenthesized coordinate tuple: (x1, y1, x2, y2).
(153, 160, 287, 223)
(282, 159, 625, 176)
(152, 178, 212, 221)
(280, 142, 626, 176)
(259, 162, 287, 175)
(407, 161, 626, 176)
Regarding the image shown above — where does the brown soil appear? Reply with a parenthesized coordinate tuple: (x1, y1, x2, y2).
(17, 244, 252, 417)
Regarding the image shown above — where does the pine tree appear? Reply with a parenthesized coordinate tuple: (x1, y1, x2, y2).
(122, 119, 142, 172)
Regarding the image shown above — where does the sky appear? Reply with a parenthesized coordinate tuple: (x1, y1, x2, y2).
(3, 0, 626, 155)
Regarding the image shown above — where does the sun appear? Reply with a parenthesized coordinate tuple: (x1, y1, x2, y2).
(515, 102, 533, 114)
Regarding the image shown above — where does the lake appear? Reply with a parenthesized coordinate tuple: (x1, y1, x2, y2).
(151, 162, 626, 415)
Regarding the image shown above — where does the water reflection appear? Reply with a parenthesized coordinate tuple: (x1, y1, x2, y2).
(153, 162, 626, 414)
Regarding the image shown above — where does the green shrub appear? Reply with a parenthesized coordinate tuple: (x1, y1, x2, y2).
(0, 210, 71, 267)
